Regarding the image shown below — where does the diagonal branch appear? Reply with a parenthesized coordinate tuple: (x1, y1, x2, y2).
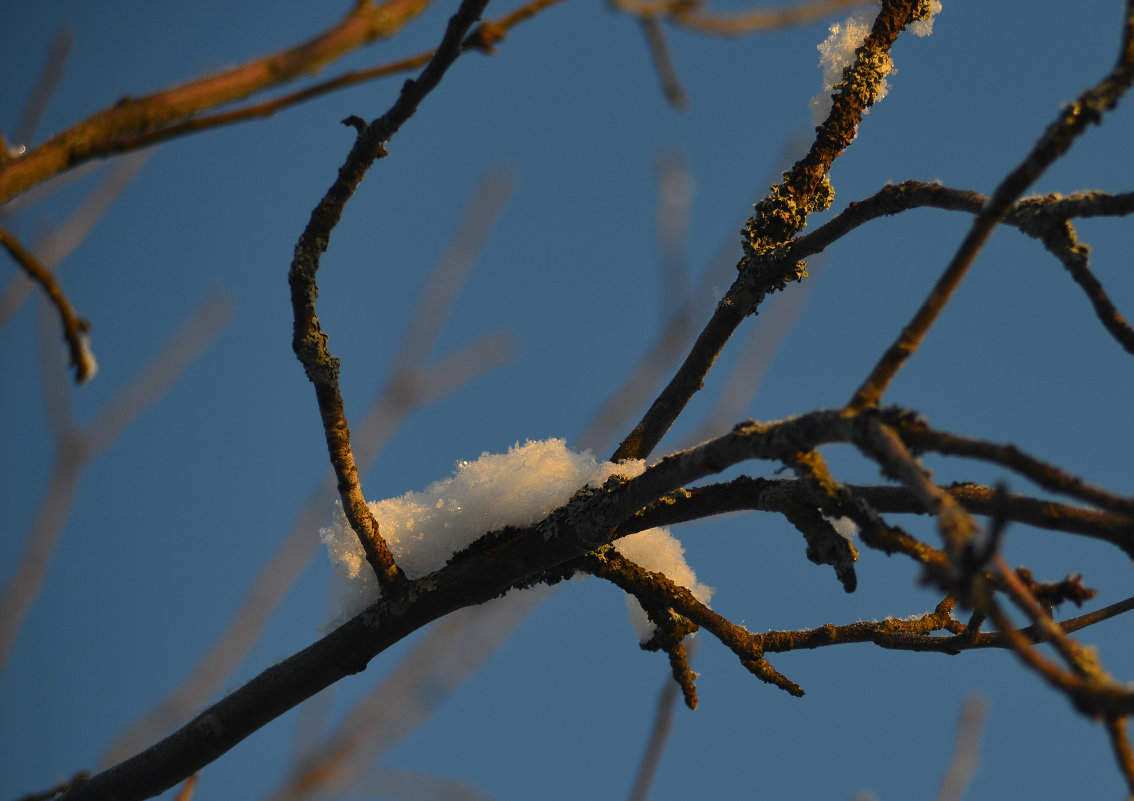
(0, 0, 436, 204)
(0, 226, 94, 383)
(612, 0, 934, 462)
(70, 0, 567, 157)
(849, 5, 1134, 408)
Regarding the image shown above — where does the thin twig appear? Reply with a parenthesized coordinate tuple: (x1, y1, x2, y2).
(935, 695, 987, 801)
(84, 0, 567, 156)
(0, 225, 94, 383)
(9, 28, 73, 153)
(173, 774, 198, 801)
(786, 182, 1134, 357)
(849, 10, 1134, 408)
(288, 0, 492, 591)
(626, 647, 688, 801)
(895, 417, 1134, 519)
(1103, 715, 1134, 797)
(613, 0, 876, 37)
(0, 294, 231, 672)
(0, 150, 150, 329)
(638, 16, 689, 108)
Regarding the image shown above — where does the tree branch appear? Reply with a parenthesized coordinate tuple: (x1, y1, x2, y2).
(288, 0, 492, 591)
(0, 226, 94, 383)
(0, 0, 435, 204)
(613, 0, 933, 462)
(849, 5, 1134, 408)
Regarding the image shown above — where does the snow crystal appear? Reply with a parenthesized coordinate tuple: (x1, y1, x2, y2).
(909, 1, 942, 37)
(809, 4, 884, 125)
(321, 438, 712, 640)
(808, 1, 942, 126)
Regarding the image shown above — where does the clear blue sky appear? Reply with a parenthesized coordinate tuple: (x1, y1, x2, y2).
(3, 2, 1134, 799)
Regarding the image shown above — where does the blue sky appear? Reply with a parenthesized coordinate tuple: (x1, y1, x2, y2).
(3, 1, 1134, 799)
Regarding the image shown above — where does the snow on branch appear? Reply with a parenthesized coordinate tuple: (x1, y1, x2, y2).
(322, 439, 713, 640)
(809, 0, 941, 125)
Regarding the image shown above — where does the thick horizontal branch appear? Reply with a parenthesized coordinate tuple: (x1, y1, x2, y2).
(58, 404, 1134, 798)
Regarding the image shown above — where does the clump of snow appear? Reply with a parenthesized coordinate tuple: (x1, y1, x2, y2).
(76, 331, 98, 384)
(823, 514, 860, 541)
(321, 439, 712, 640)
(808, 1, 941, 126)
(809, 5, 883, 125)
(909, 1, 943, 37)
(615, 528, 714, 642)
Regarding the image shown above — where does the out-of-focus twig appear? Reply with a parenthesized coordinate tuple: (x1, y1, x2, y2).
(1104, 715, 1134, 797)
(0, 294, 232, 672)
(0, 150, 150, 329)
(611, 0, 876, 37)
(265, 590, 545, 801)
(638, 16, 688, 108)
(173, 774, 199, 801)
(0, 225, 94, 383)
(935, 695, 987, 801)
(626, 641, 690, 801)
(10, 28, 74, 151)
(0, 0, 437, 204)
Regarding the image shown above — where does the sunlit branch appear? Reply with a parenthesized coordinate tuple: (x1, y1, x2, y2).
(0, 0, 438, 204)
(77, 0, 567, 157)
(0, 226, 93, 383)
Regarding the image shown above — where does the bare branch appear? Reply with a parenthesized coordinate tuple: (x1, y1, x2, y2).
(849, 12, 1134, 408)
(0, 0, 437, 204)
(0, 150, 149, 329)
(0, 225, 93, 383)
(288, 0, 492, 591)
(935, 695, 987, 801)
(613, 0, 876, 37)
(613, 0, 933, 462)
(75, 0, 567, 157)
(626, 655, 684, 801)
(786, 182, 1134, 357)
